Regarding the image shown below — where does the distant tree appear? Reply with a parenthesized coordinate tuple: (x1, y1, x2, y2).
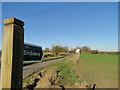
(70, 48, 76, 53)
(114, 52, 118, 55)
(81, 46, 90, 53)
(51, 46, 59, 55)
(90, 50, 98, 54)
(64, 47, 69, 52)
(118, 51, 120, 55)
(44, 48, 50, 53)
(51, 46, 69, 55)
(109, 52, 118, 55)
(98, 51, 104, 55)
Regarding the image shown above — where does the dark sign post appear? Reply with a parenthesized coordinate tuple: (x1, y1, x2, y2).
(1, 17, 24, 89)
(24, 44, 43, 61)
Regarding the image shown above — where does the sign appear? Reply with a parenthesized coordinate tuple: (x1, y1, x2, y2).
(24, 43, 43, 61)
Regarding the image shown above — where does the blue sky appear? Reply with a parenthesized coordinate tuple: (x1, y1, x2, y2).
(1, 2, 118, 51)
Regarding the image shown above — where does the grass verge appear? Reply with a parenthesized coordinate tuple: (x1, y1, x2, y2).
(35, 54, 89, 88)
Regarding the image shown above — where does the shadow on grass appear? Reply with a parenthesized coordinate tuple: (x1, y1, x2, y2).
(25, 78, 40, 90)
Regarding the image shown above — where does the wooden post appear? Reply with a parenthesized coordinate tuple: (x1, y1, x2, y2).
(1, 17, 24, 89)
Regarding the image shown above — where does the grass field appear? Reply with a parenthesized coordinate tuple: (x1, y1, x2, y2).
(78, 54, 118, 88)
(23, 54, 118, 88)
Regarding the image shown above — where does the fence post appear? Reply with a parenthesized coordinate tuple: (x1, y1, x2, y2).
(1, 17, 24, 89)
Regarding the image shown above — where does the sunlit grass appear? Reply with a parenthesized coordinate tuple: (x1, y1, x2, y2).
(78, 54, 118, 88)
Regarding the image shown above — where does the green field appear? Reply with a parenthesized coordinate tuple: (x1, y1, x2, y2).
(78, 54, 118, 88)
(23, 54, 118, 88)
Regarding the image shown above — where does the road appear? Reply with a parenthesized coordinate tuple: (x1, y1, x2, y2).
(0, 54, 74, 88)
(23, 54, 73, 79)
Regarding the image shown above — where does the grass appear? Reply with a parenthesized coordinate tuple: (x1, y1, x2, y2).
(24, 77, 31, 85)
(53, 61, 78, 85)
(47, 54, 118, 88)
(23, 54, 71, 87)
(23, 72, 40, 87)
(47, 54, 80, 87)
(77, 54, 118, 88)
(42, 55, 67, 62)
(23, 53, 118, 88)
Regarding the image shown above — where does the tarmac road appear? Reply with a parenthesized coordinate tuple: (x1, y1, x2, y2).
(23, 54, 74, 79)
(0, 54, 74, 88)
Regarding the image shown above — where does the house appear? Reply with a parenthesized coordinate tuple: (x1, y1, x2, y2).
(75, 49, 80, 53)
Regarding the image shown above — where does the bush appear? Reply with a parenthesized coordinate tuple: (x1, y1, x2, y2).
(90, 50, 98, 54)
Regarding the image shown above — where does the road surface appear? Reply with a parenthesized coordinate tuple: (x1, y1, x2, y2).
(0, 54, 74, 88)
(23, 54, 73, 79)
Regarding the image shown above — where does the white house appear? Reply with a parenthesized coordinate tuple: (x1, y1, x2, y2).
(75, 49, 80, 53)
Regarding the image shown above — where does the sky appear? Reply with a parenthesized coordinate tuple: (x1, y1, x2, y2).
(1, 0, 120, 2)
(0, 2, 118, 51)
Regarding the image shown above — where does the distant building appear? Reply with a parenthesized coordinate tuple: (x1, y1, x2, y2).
(75, 49, 80, 53)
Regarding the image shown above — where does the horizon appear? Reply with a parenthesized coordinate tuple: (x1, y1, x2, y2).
(0, 2, 118, 52)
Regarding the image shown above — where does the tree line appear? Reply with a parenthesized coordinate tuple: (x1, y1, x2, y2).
(44, 46, 69, 55)
(0, 45, 118, 57)
(43, 45, 119, 55)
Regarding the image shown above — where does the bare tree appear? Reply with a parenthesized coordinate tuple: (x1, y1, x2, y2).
(81, 46, 91, 53)
(51, 46, 69, 55)
(44, 48, 50, 53)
